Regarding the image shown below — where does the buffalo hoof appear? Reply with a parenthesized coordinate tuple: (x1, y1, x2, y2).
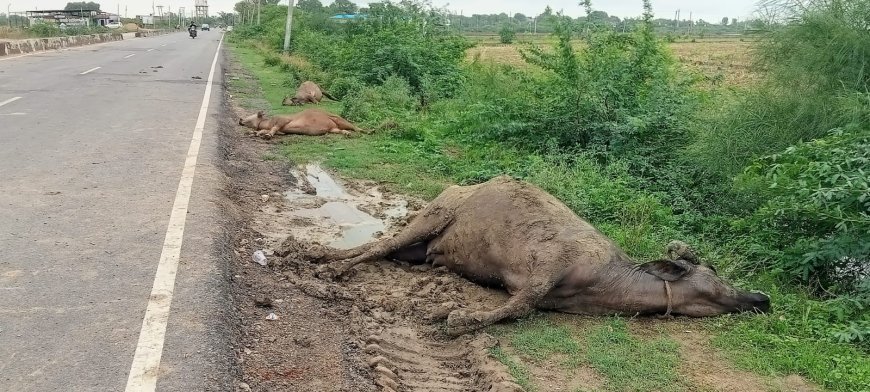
(315, 264, 339, 280)
(446, 309, 483, 336)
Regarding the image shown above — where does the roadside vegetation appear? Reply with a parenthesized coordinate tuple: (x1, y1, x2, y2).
(228, 0, 869, 390)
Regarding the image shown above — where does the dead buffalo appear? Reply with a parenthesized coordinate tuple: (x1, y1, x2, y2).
(316, 176, 771, 336)
(282, 81, 337, 106)
(238, 109, 362, 139)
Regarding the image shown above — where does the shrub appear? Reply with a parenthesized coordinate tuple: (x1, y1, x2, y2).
(341, 75, 417, 130)
(515, 4, 696, 178)
(737, 128, 870, 293)
(333, 1, 471, 100)
(690, 0, 870, 179)
(499, 24, 516, 44)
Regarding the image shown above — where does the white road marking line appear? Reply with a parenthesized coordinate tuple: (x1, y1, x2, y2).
(124, 53, 137, 58)
(0, 96, 22, 107)
(0, 112, 26, 116)
(124, 33, 224, 392)
(79, 67, 101, 75)
(147, 49, 155, 52)
(160, 44, 167, 47)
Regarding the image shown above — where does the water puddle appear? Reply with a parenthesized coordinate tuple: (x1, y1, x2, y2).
(285, 164, 407, 249)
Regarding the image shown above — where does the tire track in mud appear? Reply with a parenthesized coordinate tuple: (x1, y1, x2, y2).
(276, 227, 523, 392)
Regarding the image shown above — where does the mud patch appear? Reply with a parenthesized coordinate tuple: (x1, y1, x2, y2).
(283, 164, 407, 250)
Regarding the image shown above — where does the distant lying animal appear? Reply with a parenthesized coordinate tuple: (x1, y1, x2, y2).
(238, 109, 362, 139)
(316, 176, 771, 336)
(282, 81, 338, 106)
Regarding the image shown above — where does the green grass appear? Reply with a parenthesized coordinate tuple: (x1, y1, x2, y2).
(488, 316, 687, 391)
(489, 346, 536, 392)
(510, 318, 581, 363)
(276, 134, 450, 199)
(585, 319, 686, 392)
(710, 312, 870, 392)
(230, 43, 343, 116)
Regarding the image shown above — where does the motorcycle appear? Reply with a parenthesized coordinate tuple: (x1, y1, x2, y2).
(189, 28, 197, 39)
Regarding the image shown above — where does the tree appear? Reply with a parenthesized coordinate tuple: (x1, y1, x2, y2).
(499, 23, 516, 43)
(542, 5, 553, 17)
(327, 0, 357, 15)
(731, 17, 738, 25)
(513, 13, 526, 22)
(297, 0, 324, 14)
(64, 2, 100, 11)
(721, 16, 729, 25)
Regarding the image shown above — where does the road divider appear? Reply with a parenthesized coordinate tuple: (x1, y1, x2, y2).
(0, 30, 176, 60)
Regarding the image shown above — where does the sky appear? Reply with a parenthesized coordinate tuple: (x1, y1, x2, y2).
(9, 0, 760, 23)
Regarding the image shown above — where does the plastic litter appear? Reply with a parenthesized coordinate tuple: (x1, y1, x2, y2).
(252, 250, 268, 266)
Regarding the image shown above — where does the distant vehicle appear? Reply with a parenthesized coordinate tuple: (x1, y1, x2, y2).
(106, 22, 122, 29)
(201, 24, 210, 31)
(226, 25, 234, 32)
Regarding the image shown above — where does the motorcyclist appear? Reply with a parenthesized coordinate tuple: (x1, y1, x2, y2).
(188, 22, 197, 32)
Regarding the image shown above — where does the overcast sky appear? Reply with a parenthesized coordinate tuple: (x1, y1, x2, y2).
(11, 0, 760, 23)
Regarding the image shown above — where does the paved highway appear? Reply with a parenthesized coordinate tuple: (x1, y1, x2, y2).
(0, 32, 234, 391)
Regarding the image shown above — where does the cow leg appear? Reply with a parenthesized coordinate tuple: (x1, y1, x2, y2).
(311, 242, 375, 263)
(317, 214, 452, 279)
(329, 128, 352, 136)
(257, 126, 280, 139)
(446, 280, 554, 336)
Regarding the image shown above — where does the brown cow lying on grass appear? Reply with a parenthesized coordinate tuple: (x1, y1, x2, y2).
(238, 109, 363, 139)
(282, 81, 338, 106)
(316, 176, 771, 336)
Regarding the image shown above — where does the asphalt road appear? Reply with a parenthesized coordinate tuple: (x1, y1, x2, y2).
(0, 32, 234, 391)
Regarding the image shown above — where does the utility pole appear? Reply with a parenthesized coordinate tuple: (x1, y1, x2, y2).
(282, 0, 295, 52)
(687, 11, 692, 35)
(256, 0, 260, 25)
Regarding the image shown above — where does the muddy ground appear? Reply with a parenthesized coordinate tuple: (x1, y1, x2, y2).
(219, 53, 821, 392)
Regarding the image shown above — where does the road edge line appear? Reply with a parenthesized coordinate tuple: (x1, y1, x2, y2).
(123, 33, 225, 392)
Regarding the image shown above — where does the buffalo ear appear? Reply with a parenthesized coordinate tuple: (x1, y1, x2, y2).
(257, 110, 265, 118)
(638, 259, 694, 281)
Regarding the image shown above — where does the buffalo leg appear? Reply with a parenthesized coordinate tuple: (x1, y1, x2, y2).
(446, 279, 555, 336)
(317, 214, 452, 279)
(313, 241, 426, 265)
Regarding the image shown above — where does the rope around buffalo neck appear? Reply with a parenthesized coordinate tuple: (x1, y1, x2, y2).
(664, 280, 673, 317)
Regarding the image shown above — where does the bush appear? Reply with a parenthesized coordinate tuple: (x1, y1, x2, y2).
(514, 6, 696, 179)
(691, 0, 870, 179)
(29, 23, 60, 37)
(341, 75, 417, 130)
(737, 128, 870, 293)
(499, 24, 516, 44)
(333, 1, 471, 101)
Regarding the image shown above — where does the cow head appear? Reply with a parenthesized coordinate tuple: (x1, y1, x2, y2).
(282, 96, 303, 106)
(638, 259, 771, 316)
(239, 111, 265, 128)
